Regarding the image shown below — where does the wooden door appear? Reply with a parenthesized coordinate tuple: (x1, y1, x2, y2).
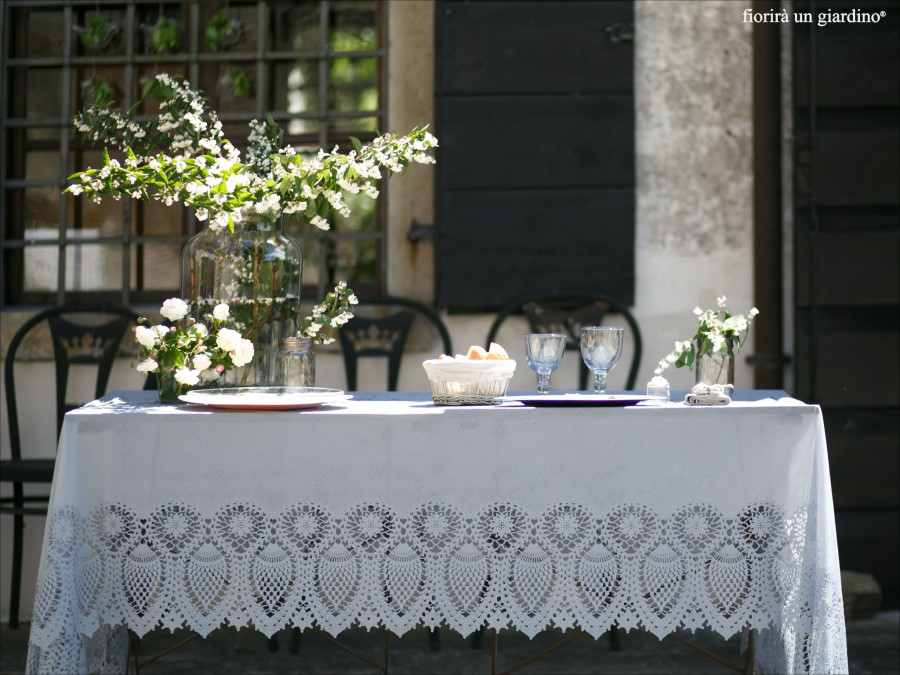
(792, 0, 900, 607)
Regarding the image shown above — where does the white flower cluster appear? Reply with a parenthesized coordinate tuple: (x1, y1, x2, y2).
(132, 298, 254, 389)
(215, 328, 255, 368)
(67, 74, 438, 234)
(654, 296, 759, 376)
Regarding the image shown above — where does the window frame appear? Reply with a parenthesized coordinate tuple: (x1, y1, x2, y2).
(1, 0, 387, 309)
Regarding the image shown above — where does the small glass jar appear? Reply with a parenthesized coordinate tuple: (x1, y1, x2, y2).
(646, 375, 670, 403)
(275, 337, 315, 388)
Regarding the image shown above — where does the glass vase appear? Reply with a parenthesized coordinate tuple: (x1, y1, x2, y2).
(181, 208, 303, 387)
(275, 337, 316, 387)
(694, 337, 735, 389)
(156, 365, 192, 403)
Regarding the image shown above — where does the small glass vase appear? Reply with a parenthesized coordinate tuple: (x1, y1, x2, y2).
(156, 366, 194, 404)
(694, 337, 735, 389)
(181, 207, 303, 387)
(275, 337, 316, 387)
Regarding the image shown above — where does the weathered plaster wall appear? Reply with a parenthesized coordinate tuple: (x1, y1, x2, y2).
(386, 0, 436, 302)
(634, 0, 756, 391)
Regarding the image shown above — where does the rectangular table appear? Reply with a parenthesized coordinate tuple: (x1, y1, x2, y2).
(26, 391, 847, 673)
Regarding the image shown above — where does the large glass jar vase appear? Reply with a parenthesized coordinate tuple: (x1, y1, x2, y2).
(181, 210, 302, 387)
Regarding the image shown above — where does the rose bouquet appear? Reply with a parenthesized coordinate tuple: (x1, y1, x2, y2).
(133, 298, 255, 400)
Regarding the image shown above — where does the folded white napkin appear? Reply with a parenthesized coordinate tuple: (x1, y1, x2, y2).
(684, 383, 732, 406)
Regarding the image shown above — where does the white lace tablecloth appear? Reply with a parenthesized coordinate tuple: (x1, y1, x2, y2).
(26, 391, 847, 674)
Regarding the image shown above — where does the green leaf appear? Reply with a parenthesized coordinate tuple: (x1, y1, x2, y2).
(723, 315, 744, 331)
(684, 343, 696, 370)
(349, 136, 363, 154)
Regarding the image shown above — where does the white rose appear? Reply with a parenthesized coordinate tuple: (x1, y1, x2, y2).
(213, 303, 230, 321)
(192, 354, 212, 371)
(230, 340, 255, 368)
(135, 325, 158, 348)
(160, 298, 189, 322)
(216, 328, 243, 352)
(174, 367, 201, 386)
(200, 368, 220, 382)
(136, 358, 158, 373)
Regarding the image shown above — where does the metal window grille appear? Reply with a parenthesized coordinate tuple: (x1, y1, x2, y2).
(1, 0, 386, 308)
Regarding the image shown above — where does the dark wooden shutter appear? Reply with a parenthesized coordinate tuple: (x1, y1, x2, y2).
(792, 0, 900, 607)
(434, 0, 635, 310)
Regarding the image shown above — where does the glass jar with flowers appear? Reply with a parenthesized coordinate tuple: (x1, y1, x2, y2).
(65, 73, 438, 386)
(654, 296, 759, 390)
(273, 281, 359, 387)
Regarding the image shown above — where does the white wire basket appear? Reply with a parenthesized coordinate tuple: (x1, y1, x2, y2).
(422, 359, 517, 405)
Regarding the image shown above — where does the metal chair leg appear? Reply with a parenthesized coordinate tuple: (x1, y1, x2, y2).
(126, 630, 141, 675)
(9, 511, 24, 629)
(288, 627, 302, 654)
(608, 625, 620, 650)
(491, 628, 499, 675)
(428, 627, 441, 652)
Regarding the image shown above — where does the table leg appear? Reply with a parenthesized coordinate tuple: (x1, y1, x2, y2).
(309, 627, 388, 673)
(744, 629, 756, 674)
(667, 632, 745, 673)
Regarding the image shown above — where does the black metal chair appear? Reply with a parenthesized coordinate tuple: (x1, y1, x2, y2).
(338, 296, 452, 391)
(486, 289, 642, 390)
(1, 305, 146, 628)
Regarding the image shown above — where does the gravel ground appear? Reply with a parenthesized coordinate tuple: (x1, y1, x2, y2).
(3, 612, 898, 674)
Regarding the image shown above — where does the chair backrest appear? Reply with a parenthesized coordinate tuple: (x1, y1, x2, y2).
(485, 290, 643, 390)
(338, 297, 452, 391)
(4, 305, 141, 461)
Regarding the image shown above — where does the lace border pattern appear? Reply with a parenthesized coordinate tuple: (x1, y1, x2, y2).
(27, 500, 848, 674)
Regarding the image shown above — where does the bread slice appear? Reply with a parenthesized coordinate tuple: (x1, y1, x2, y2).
(486, 342, 509, 360)
(466, 345, 489, 360)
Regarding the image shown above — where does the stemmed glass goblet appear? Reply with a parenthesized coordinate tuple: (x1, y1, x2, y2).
(580, 327, 624, 393)
(524, 333, 567, 393)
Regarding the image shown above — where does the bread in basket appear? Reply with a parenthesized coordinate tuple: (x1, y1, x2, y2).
(422, 344, 516, 405)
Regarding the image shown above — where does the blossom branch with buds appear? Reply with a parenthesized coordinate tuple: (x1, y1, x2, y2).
(297, 282, 359, 345)
(654, 296, 759, 376)
(65, 73, 438, 233)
